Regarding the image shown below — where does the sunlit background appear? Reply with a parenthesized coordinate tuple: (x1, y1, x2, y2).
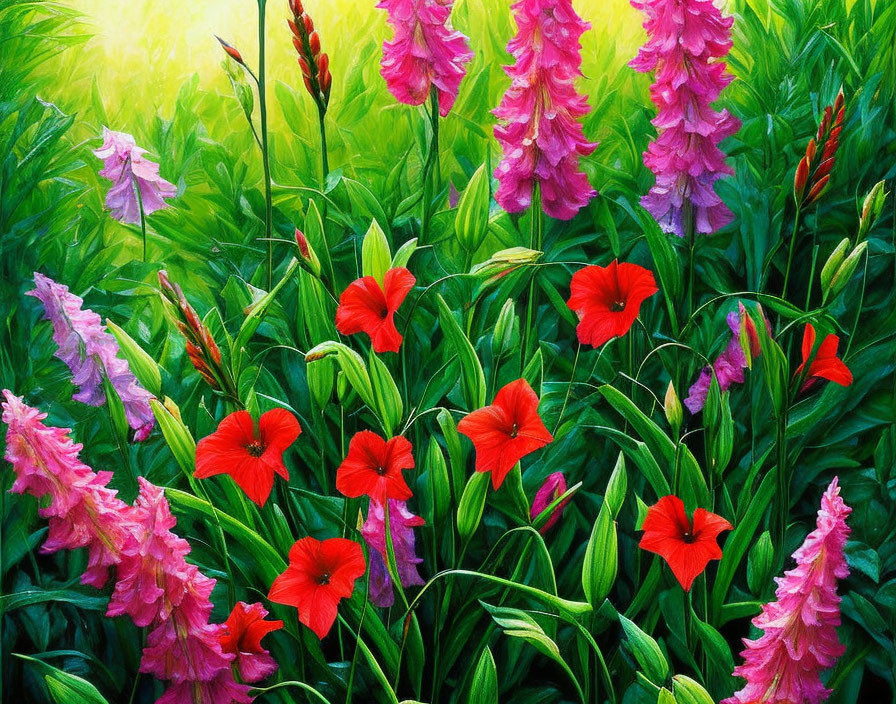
(43, 0, 644, 133)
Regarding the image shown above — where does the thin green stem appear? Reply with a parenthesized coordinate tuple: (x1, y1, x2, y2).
(775, 407, 789, 555)
(318, 106, 329, 185)
(420, 88, 440, 243)
(130, 165, 148, 262)
(257, 0, 274, 290)
(781, 205, 803, 303)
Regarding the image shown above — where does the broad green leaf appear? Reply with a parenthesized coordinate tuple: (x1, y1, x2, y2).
(436, 293, 486, 410)
(457, 471, 489, 542)
(392, 237, 418, 269)
(583, 502, 617, 606)
(368, 348, 403, 436)
(361, 218, 391, 285)
(469, 646, 498, 704)
(15, 655, 109, 704)
(618, 613, 669, 685)
(454, 163, 490, 253)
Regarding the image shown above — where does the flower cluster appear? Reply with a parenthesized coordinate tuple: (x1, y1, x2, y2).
(29, 272, 155, 441)
(724, 478, 851, 704)
(493, 0, 596, 220)
(93, 127, 176, 225)
(794, 90, 845, 208)
(289, 0, 332, 111)
(630, 0, 740, 236)
(378, 0, 473, 116)
(1, 392, 261, 704)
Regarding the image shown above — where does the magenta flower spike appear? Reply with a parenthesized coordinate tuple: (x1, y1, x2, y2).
(723, 478, 851, 704)
(28, 272, 155, 441)
(378, 0, 473, 117)
(630, 0, 740, 236)
(94, 127, 176, 225)
(493, 0, 597, 220)
(362, 498, 425, 607)
(1, 392, 253, 704)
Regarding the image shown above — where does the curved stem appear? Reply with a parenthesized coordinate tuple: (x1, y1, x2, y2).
(257, 0, 274, 290)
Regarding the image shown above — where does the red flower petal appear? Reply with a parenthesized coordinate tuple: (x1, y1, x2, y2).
(567, 260, 658, 348)
(796, 323, 852, 390)
(195, 409, 301, 506)
(268, 537, 365, 639)
(457, 378, 553, 489)
(638, 496, 732, 592)
(335, 267, 416, 353)
(335, 430, 415, 502)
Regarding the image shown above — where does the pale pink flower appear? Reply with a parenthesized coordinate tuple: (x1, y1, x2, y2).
(493, 0, 597, 220)
(723, 478, 851, 704)
(28, 272, 155, 441)
(1, 390, 132, 587)
(378, 0, 473, 116)
(94, 127, 176, 225)
(630, 0, 740, 236)
(362, 498, 425, 607)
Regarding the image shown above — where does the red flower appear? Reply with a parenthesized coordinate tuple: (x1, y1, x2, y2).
(335, 430, 415, 503)
(195, 408, 301, 507)
(638, 495, 733, 592)
(567, 260, 658, 347)
(335, 267, 416, 353)
(795, 323, 852, 391)
(457, 378, 553, 489)
(218, 601, 283, 683)
(268, 537, 366, 639)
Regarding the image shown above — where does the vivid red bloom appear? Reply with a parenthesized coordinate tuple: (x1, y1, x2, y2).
(335, 430, 415, 503)
(218, 601, 283, 683)
(567, 260, 658, 348)
(195, 408, 301, 507)
(457, 378, 553, 489)
(335, 267, 416, 353)
(795, 323, 852, 391)
(639, 495, 733, 592)
(268, 537, 366, 639)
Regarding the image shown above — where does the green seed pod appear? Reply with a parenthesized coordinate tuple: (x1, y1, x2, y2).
(828, 241, 868, 301)
(582, 501, 617, 606)
(664, 380, 683, 436)
(747, 530, 775, 596)
(859, 180, 887, 239)
(492, 299, 518, 360)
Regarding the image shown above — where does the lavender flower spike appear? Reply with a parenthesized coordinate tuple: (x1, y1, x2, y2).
(28, 272, 155, 441)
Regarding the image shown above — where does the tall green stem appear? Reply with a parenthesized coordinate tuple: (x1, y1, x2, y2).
(781, 205, 803, 302)
(318, 106, 329, 185)
(257, 0, 274, 290)
(522, 185, 543, 371)
(776, 407, 789, 554)
(420, 88, 440, 243)
(685, 204, 696, 320)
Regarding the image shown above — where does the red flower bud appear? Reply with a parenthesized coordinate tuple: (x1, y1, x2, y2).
(805, 138, 817, 163)
(288, 19, 300, 38)
(309, 31, 320, 57)
(834, 89, 845, 115)
(794, 157, 810, 199)
(295, 228, 310, 258)
(805, 175, 830, 205)
(814, 157, 835, 181)
(215, 36, 244, 66)
(303, 14, 313, 33)
(303, 75, 314, 95)
(298, 56, 311, 76)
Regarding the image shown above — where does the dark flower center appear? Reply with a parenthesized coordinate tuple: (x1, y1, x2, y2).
(610, 300, 626, 312)
(509, 422, 519, 439)
(378, 304, 389, 320)
(317, 572, 331, 585)
(375, 465, 387, 476)
(682, 531, 696, 544)
(245, 440, 267, 457)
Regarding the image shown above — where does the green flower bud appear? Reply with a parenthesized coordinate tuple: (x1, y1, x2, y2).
(747, 530, 775, 596)
(664, 380, 683, 435)
(820, 238, 850, 297)
(492, 299, 518, 360)
(858, 180, 887, 239)
(828, 241, 868, 301)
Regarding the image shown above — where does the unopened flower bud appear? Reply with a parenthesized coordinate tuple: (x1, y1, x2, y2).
(492, 299, 517, 359)
(820, 238, 850, 296)
(794, 157, 810, 202)
(215, 36, 245, 66)
(530, 472, 569, 534)
(747, 531, 775, 596)
(859, 180, 887, 239)
(470, 247, 542, 285)
(309, 31, 320, 57)
(294, 228, 322, 276)
(664, 380, 683, 435)
(804, 174, 830, 206)
(827, 241, 867, 301)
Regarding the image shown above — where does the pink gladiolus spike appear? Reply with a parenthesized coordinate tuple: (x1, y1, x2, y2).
(493, 0, 597, 221)
(1, 390, 133, 587)
(723, 478, 851, 704)
(630, 0, 740, 236)
(378, 0, 473, 117)
(362, 498, 425, 606)
(94, 127, 176, 224)
(28, 272, 155, 441)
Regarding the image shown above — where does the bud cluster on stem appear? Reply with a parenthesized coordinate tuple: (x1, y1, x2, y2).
(794, 89, 845, 208)
(288, 0, 331, 112)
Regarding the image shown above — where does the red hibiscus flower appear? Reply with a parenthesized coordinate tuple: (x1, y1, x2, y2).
(795, 323, 853, 391)
(218, 601, 283, 683)
(195, 408, 301, 507)
(268, 537, 366, 639)
(335, 267, 416, 353)
(567, 260, 658, 348)
(638, 495, 733, 592)
(335, 430, 415, 503)
(457, 378, 553, 489)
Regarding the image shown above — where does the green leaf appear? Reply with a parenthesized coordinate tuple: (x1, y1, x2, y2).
(149, 399, 198, 483)
(361, 218, 392, 285)
(469, 646, 498, 704)
(454, 163, 490, 253)
(672, 675, 715, 704)
(457, 471, 489, 542)
(368, 348, 403, 436)
(392, 237, 418, 269)
(106, 319, 162, 395)
(436, 293, 486, 410)
(582, 502, 617, 607)
(15, 655, 109, 704)
(605, 452, 627, 519)
(618, 613, 669, 686)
